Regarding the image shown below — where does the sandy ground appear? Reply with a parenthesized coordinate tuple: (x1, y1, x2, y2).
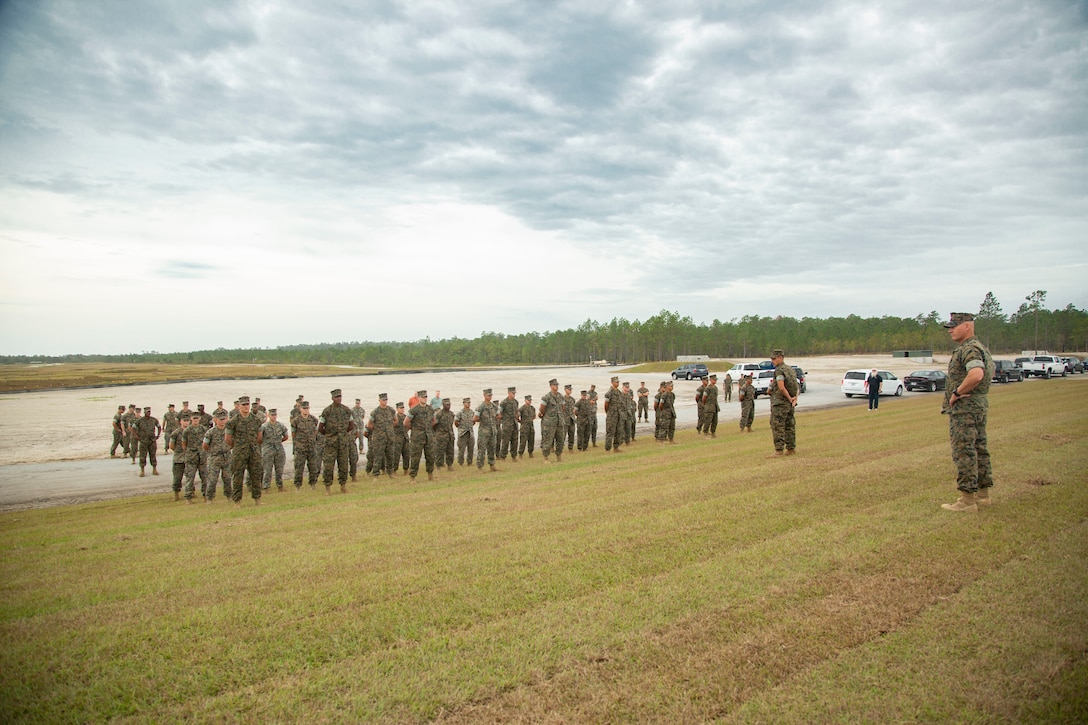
(0, 354, 1030, 511)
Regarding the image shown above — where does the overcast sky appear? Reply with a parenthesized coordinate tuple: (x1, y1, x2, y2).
(1, 1, 1085, 356)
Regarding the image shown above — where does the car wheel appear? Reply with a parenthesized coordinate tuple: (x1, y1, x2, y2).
(1045, 368, 1051, 379)
(927, 382, 936, 392)
(686, 373, 692, 380)
(845, 393, 852, 398)
(895, 386, 903, 396)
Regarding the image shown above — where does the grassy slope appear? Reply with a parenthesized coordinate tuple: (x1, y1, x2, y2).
(0, 383, 1085, 723)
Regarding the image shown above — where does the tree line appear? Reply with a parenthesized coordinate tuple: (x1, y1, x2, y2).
(5, 291, 1085, 367)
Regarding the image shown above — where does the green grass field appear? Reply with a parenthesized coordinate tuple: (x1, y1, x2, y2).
(2, 383, 1086, 722)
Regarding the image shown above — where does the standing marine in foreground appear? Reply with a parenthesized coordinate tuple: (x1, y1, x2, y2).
(940, 312, 995, 512)
(769, 349, 799, 455)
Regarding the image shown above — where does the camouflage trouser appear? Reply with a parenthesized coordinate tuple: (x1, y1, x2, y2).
(293, 446, 319, 486)
(662, 413, 675, 441)
(348, 439, 359, 477)
(638, 398, 649, 421)
(476, 427, 496, 468)
(566, 418, 576, 450)
(322, 434, 350, 485)
(182, 452, 207, 500)
(171, 459, 185, 493)
(230, 446, 263, 502)
(627, 411, 635, 441)
(770, 403, 796, 451)
(369, 433, 395, 476)
(576, 417, 591, 450)
(457, 431, 474, 465)
(702, 408, 718, 434)
(696, 404, 705, 432)
(949, 410, 991, 493)
(518, 420, 535, 457)
(111, 429, 123, 456)
(434, 432, 454, 468)
(604, 411, 624, 450)
(498, 423, 518, 459)
(408, 431, 435, 477)
(540, 418, 562, 458)
(392, 435, 407, 472)
(589, 415, 597, 444)
(262, 445, 286, 489)
(723, 385, 732, 402)
(206, 454, 231, 499)
(740, 401, 754, 429)
(125, 431, 136, 458)
(138, 439, 158, 469)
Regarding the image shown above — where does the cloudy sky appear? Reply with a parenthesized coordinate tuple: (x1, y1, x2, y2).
(1, 1, 1085, 356)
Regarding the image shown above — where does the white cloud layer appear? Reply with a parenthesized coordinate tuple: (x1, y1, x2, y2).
(0, 0, 1085, 355)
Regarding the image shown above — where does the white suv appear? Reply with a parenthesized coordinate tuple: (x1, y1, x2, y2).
(841, 369, 904, 398)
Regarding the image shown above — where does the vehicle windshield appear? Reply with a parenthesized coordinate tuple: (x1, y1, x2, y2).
(910, 371, 934, 377)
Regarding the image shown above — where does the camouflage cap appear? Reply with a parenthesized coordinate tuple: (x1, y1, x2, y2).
(771, 349, 784, 358)
(238, 396, 251, 404)
(181, 401, 188, 405)
(709, 374, 717, 380)
(548, 378, 559, 386)
(168, 403, 175, 408)
(463, 397, 471, 403)
(331, 389, 342, 397)
(180, 412, 191, 420)
(215, 411, 228, 419)
(355, 398, 361, 403)
(580, 390, 587, 395)
(483, 388, 492, 395)
(442, 398, 450, 404)
(268, 408, 278, 415)
(117, 405, 125, 410)
(564, 384, 572, 390)
(378, 393, 388, 400)
(217, 400, 224, 405)
(508, 386, 516, 392)
(143, 406, 151, 412)
(197, 404, 205, 409)
(524, 395, 532, 401)
(300, 402, 310, 409)
(611, 376, 619, 383)
(396, 402, 405, 408)
(417, 390, 427, 397)
(942, 312, 975, 328)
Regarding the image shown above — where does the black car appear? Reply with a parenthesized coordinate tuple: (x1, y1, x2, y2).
(1062, 356, 1085, 374)
(904, 370, 947, 392)
(992, 360, 1024, 383)
(792, 366, 807, 393)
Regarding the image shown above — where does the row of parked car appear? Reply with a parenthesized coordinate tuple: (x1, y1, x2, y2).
(668, 362, 808, 399)
(850, 354, 1088, 397)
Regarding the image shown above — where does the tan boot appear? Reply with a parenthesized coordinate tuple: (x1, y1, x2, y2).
(139, 468, 146, 477)
(942, 491, 978, 512)
(427, 472, 434, 481)
(152, 467, 159, 475)
(489, 464, 497, 472)
(174, 491, 180, 501)
(340, 483, 347, 494)
(977, 487, 992, 506)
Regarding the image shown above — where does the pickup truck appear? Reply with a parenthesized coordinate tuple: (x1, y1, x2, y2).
(1021, 355, 1067, 378)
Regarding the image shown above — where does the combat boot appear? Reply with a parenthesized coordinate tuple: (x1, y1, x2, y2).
(490, 464, 497, 472)
(428, 472, 434, 481)
(941, 491, 978, 512)
(325, 485, 331, 496)
(340, 483, 347, 494)
(351, 473, 357, 482)
(152, 467, 159, 475)
(977, 487, 992, 506)
(139, 468, 146, 477)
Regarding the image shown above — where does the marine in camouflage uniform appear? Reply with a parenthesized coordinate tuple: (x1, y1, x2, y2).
(133, 407, 161, 476)
(392, 404, 409, 474)
(574, 390, 594, 450)
(588, 386, 599, 446)
(455, 398, 476, 466)
(319, 389, 355, 492)
(405, 390, 436, 479)
(653, 382, 666, 441)
(723, 373, 733, 402)
(603, 377, 627, 452)
(181, 414, 208, 500)
(539, 380, 564, 462)
(518, 396, 535, 458)
(367, 394, 398, 477)
(475, 389, 499, 471)
(695, 378, 707, 434)
(203, 413, 232, 500)
(497, 388, 520, 461)
(291, 403, 320, 488)
(659, 381, 676, 442)
(122, 405, 138, 461)
(940, 312, 996, 512)
(110, 405, 125, 457)
(161, 405, 179, 453)
(624, 382, 636, 442)
(168, 415, 189, 498)
(637, 383, 650, 422)
(225, 396, 264, 504)
(769, 350, 799, 454)
(260, 410, 289, 491)
(433, 399, 456, 470)
(738, 375, 755, 432)
(701, 375, 720, 437)
(562, 385, 577, 452)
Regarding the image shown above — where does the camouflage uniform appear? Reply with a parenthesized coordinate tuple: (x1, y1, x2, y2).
(133, 414, 161, 470)
(225, 411, 263, 502)
(723, 374, 733, 402)
(517, 400, 536, 458)
(588, 389, 598, 445)
(168, 425, 187, 495)
(738, 378, 755, 431)
(368, 404, 398, 476)
(203, 423, 232, 500)
(393, 409, 409, 473)
(659, 386, 676, 442)
(260, 419, 289, 490)
(770, 363, 799, 452)
(625, 387, 636, 442)
(161, 410, 179, 451)
(653, 384, 665, 440)
(637, 386, 650, 422)
(943, 335, 995, 494)
(563, 390, 577, 451)
(181, 421, 208, 499)
(702, 381, 719, 436)
(575, 395, 594, 450)
(110, 409, 124, 456)
(497, 394, 520, 460)
(122, 409, 138, 460)
(694, 380, 707, 434)
(455, 405, 476, 465)
(406, 402, 436, 478)
(291, 413, 320, 487)
(475, 398, 499, 469)
(539, 388, 564, 460)
(319, 401, 354, 486)
(434, 404, 456, 468)
(603, 383, 626, 451)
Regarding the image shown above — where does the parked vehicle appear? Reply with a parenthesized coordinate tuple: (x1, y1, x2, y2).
(841, 369, 904, 398)
(904, 370, 947, 392)
(727, 363, 762, 379)
(751, 369, 777, 397)
(1061, 356, 1085, 374)
(792, 366, 807, 394)
(1021, 355, 1066, 378)
(1014, 357, 1033, 375)
(671, 363, 709, 380)
(992, 360, 1024, 383)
